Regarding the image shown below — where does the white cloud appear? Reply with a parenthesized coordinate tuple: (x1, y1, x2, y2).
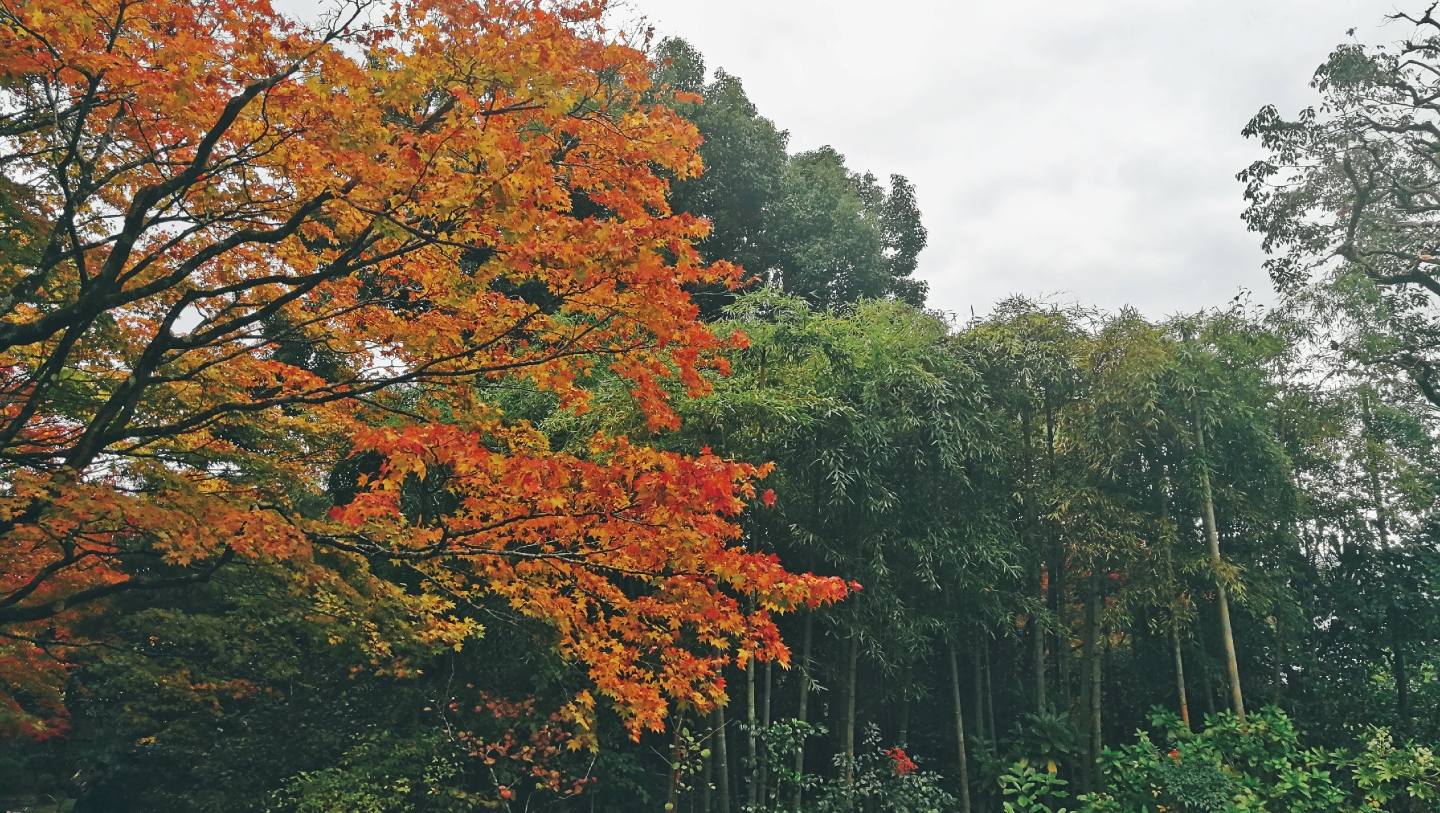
(625, 0, 1404, 317)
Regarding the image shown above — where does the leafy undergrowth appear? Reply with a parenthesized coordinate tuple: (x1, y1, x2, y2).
(1074, 707, 1439, 813)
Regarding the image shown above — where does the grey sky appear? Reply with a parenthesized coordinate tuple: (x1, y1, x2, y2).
(623, 0, 1403, 318)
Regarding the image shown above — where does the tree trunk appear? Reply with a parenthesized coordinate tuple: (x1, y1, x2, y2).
(1054, 540, 1069, 712)
(1172, 625, 1191, 731)
(972, 641, 986, 745)
(1090, 590, 1103, 790)
(1271, 624, 1285, 706)
(1395, 648, 1411, 736)
(715, 704, 731, 813)
(1099, 642, 1109, 760)
(791, 613, 812, 812)
(1034, 565, 1048, 712)
(668, 717, 683, 812)
(1159, 460, 1188, 731)
(1362, 390, 1391, 550)
(1023, 409, 1046, 713)
(1201, 658, 1216, 718)
(949, 644, 973, 813)
(1194, 402, 1246, 722)
(758, 660, 772, 808)
(746, 657, 758, 807)
(844, 636, 859, 785)
(1081, 575, 1102, 792)
(898, 667, 910, 747)
(1047, 405, 1069, 713)
(702, 715, 714, 813)
(984, 640, 996, 751)
(764, 660, 773, 728)
(1370, 463, 1390, 550)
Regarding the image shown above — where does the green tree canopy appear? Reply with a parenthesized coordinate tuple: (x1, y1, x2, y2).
(653, 39, 928, 314)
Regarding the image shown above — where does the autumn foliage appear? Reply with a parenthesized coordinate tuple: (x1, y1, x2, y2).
(0, 0, 846, 739)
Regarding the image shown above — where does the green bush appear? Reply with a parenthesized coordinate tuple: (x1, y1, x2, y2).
(808, 725, 954, 813)
(1349, 727, 1440, 812)
(998, 759, 1070, 813)
(1083, 707, 1440, 813)
(266, 730, 480, 813)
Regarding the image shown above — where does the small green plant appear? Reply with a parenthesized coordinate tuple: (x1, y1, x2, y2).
(809, 725, 955, 813)
(1011, 709, 1085, 772)
(740, 717, 826, 809)
(972, 707, 1083, 811)
(1348, 727, 1440, 811)
(1154, 749, 1234, 813)
(998, 759, 1069, 813)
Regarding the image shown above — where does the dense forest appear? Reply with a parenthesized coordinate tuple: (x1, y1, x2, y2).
(3, 1, 1440, 811)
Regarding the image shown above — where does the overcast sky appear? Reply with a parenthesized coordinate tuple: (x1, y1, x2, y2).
(618, 0, 1404, 319)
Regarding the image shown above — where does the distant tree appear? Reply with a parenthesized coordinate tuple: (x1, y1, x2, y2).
(774, 148, 928, 308)
(653, 40, 928, 314)
(1244, 5, 1440, 750)
(653, 39, 790, 316)
(1242, 9, 1440, 408)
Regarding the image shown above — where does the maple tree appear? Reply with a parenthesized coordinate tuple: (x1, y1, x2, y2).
(0, 0, 847, 740)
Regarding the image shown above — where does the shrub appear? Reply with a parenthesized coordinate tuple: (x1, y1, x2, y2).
(1084, 706, 1440, 813)
(809, 725, 955, 813)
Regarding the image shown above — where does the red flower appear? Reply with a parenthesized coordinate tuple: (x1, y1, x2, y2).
(1168, 749, 1181, 761)
(887, 747, 918, 776)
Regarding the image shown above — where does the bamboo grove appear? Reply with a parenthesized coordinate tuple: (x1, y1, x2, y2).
(2, 1, 1440, 811)
(564, 291, 1440, 813)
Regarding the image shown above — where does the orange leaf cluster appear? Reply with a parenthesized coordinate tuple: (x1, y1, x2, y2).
(328, 425, 847, 735)
(0, 0, 846, 738)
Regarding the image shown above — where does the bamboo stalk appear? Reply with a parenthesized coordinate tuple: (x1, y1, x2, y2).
(949, 643, 973, 813)
(844, 636, 858, 786)
(791, 613, 812, 812)
(715, 704, 731, 813)
(1081, 575, 1100, 793)
(1172, 625, 1191, 731)
(758, 660, 771, 807)
(746, 657, 757, 807)
(898, 664, 910, 747)
(972, 640, 985, 744)
(702, 714, 714, 813)
(1034, 566, 1048, 711)
(1089, 582, 1102, 790)
(668, 716, 683, 812)
(984, 641, 996, 750)
(1194, 403, 1246, 722)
